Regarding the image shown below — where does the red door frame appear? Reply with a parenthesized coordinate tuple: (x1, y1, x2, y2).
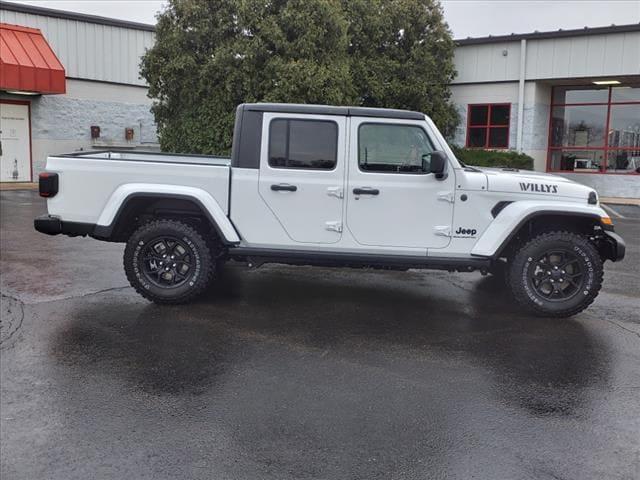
(545, 85, 640, 175)
(0, 98, 33, 182)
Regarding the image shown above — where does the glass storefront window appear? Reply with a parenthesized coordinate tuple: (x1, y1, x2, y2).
(550, 105, 607, 147)
(549, 150, 605, 172)
(611, 85, 640, 103)
(607, 150, 640, 174)
(608, 104, 640, 148)
(552, 86, 609, 104)
(548, 84, 639, 174)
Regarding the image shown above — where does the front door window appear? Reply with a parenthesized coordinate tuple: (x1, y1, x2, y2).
(358, 123, 433, 173)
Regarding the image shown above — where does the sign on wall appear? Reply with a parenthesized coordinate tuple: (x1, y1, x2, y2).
(0, 102, 31, 182)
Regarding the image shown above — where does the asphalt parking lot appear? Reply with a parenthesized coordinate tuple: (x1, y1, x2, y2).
(1, 190, 639, 480)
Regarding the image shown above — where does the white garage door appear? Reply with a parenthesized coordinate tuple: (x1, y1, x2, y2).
(0, 102, 31, 182)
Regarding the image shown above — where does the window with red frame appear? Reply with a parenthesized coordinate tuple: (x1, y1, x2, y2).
(466, 104, 510, 149)
(548, 84, 640, 174)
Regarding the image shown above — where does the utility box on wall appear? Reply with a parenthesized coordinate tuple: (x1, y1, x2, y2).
(125, 128, 134, 141)
(90, 126, 100, 139)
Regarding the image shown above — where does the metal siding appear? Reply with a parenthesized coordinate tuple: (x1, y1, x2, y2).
(603, 34, 625, 74)
(0, 8, 154, 85)
(111, 26, 121, 82)
(586, 36, 607, 77)
(567, 36, 588, 75)
(455, 31, 640, 83)
(136, 30, 144, 83)
(128, 29, 137, 83)
(551, 38, 570, 78)
(65, 21, 78, 78)
(86, 23, 96, 80)
(621, 32, 640, 73)
(78, 21, 87, 79)
(453, 41, 521, 83)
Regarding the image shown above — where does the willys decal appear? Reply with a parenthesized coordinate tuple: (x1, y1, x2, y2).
(519, 182, 558, 194)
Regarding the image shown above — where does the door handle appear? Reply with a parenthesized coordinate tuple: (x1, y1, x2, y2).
(353, 187, 379, 195)
(271, 184, 297, 192)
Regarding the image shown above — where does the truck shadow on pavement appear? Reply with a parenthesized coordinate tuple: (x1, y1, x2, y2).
(51, 300, 235, 396)
(50, 265, 609, 417)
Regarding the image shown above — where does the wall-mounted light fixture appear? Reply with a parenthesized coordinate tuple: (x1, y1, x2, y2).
(4, 90, 40, 96)
(90, 126, 100, 139)
(592, 80, 621, 85)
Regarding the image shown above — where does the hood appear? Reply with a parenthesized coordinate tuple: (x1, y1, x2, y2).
(477, 167, 595, 202)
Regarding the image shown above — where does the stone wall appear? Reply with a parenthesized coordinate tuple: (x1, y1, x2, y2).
(2, 79, 159, 176)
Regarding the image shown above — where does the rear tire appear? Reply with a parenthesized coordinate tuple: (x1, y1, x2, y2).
(508, 231, 603, 317)
(124, 219, 215, 304)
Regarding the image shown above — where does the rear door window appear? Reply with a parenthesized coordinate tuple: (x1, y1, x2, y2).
(269, 119, 338, 170)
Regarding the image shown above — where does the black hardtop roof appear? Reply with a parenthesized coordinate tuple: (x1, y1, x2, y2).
(239, 103, 425, 120)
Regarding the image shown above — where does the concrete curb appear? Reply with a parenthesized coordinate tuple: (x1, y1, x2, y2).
(600, 197, 640, 206)
(0, 183, 38, 191)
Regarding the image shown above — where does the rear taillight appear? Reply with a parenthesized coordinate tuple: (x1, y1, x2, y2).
(39, 172, 58, 198)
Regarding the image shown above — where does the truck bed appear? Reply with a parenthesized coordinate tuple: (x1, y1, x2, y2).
(59, 150, 231, 166)
(46, 150, 232, 224)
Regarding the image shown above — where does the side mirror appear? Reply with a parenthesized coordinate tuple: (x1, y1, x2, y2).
(423, 151, 447, 179)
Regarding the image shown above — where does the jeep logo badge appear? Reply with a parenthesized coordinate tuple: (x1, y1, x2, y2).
(455, 227, 477, 236)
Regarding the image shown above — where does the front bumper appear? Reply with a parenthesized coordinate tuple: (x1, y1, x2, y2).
(34, 215, 94, 237)
(603, 230, 626, 262)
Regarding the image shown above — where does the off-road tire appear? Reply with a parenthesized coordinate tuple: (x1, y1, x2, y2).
(124, 219, 215, 304)
(508, 231, 603, 317)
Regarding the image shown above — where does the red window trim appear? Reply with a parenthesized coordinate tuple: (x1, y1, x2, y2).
(465, 103, 511, 149)
(546, 85, 640, 175)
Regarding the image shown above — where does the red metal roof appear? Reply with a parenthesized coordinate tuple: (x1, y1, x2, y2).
(0, 23, 66, 94)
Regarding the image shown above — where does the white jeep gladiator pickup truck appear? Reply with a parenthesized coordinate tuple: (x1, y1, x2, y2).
(35, 103, 625, 317)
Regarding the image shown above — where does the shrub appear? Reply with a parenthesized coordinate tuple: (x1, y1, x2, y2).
(451, 146, 534, 170)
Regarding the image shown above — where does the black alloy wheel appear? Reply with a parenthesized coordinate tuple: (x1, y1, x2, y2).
(140, 236, 195, 288)
(528, 249, 585, 301)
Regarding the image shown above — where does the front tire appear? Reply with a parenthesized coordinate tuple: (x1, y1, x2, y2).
(124, 219, 215, 304)
(508, 231, 603, 317)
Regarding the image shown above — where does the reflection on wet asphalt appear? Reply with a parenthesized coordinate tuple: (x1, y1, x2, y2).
(1, 191, 639, 480)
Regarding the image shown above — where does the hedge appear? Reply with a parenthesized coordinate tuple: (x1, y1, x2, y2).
(451, 146, 534, 170)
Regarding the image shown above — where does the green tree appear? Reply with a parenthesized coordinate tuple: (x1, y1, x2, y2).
(141, 0, 354, 153)
(344, 0, 458, 136)
(141, 0, 458, 154)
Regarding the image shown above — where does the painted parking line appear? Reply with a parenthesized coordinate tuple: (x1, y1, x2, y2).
(602, 204, 626, 219)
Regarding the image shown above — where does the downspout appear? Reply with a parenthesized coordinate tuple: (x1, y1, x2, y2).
(516, 39, 527, 153)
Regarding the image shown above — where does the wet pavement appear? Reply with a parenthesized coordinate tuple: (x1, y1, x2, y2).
(1, 190, 639, 480)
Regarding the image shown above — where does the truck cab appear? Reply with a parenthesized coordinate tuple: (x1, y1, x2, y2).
(229, 104, 457, 254)
(35, 103, 625, 317)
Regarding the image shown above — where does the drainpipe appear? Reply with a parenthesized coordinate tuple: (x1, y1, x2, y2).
(516, 39, 527, 153)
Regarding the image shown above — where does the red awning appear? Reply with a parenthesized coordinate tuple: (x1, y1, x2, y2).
(0, 23, 66, 94)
